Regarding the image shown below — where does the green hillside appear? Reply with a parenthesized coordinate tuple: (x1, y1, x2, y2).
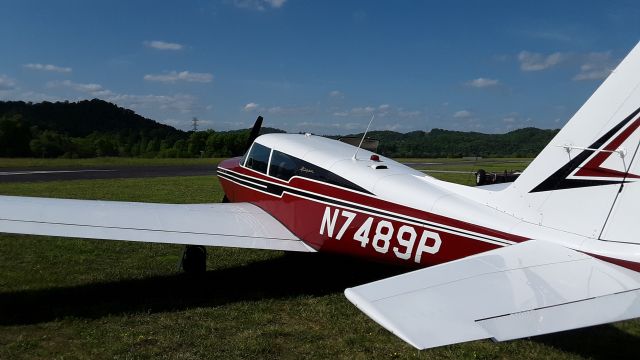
(0, 100, 255, 158)
(0, 99, 558, 159)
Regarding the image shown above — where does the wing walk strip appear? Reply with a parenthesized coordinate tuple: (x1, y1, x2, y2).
(0, 217, 300, 242)
(218, 168, 517, 246)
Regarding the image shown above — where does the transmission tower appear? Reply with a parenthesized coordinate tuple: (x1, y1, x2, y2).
(192, 117, 199, 131)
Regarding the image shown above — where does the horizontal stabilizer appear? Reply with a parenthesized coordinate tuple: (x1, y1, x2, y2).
(0, 195, 314, 252)
(345, 240, 640, 349)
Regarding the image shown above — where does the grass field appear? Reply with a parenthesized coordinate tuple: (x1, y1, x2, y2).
(1, 160, 639, 359)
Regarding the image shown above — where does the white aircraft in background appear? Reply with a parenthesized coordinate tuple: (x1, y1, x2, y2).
(2, 43, 640, 350)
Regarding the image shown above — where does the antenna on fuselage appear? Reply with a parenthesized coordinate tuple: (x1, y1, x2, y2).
(353, 114, 375, 160)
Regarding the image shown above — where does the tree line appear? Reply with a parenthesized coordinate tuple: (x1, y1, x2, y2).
(1, 121, 255, 158)
(0, 100, 261, 158)
(0, 99, 558, 159)
(367, 127, 559, 158)
(0, 113, 256, 158)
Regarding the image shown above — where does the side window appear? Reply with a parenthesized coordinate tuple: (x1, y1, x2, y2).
(244, 142, 271, 174)
(269, 150, 298, 181)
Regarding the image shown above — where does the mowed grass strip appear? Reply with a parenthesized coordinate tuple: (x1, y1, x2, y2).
(1, 173, 639, 359)
(0, 176, 223, 203)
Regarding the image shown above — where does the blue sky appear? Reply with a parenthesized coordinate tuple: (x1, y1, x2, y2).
(0, 1, 638, 134)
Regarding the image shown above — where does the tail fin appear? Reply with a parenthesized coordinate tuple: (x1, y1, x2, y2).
(494, 42, 640, 241)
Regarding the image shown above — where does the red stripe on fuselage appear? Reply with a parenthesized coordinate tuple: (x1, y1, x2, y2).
(218, 157, 528, 267)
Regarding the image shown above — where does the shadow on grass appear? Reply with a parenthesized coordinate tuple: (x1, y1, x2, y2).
(0, 252, 404, 326)
(532, 324, 640, 360)
(2, 251, 638, 359)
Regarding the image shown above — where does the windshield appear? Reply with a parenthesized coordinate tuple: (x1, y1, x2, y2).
(244, 142, 271, 174)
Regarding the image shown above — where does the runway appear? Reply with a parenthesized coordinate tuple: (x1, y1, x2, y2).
(0, 165, 217, 183)
(0, 158, 530, 183)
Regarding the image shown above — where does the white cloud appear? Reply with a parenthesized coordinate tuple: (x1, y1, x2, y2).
(109, 93, 197, 114)
(518, 51, 566, 71)
(517, 50, 617, 80)
(498, 112, 535, 130)
(398, 109, 421, 118)
(573, 51, 616, 81)
(15, 91, 62, 102)
(265, 0, 286, 7)
(24, 63, 72, 73)
(331, 104, 422, 119)
(295, 121, 364, 132)
(350, 106, 376, 116)
(48, 80, 196, 114)
(266, 105, 314, 116)
(49, 80, 112, 96)
(376, 104, 392, 117)
(233, 0, 287, 10)
(243, 102, 259, 112)
(0, 75, 16, 90)
(144, 71, 213, 83)
(453, 110, 472, 119)
(329, 90, 344, 98)
(144, 40, 184, 51)
(467, 77, 499, 88)
(266, 106, 284, 114)
(293, 117, 418, 134)
(242, 102, 315, 116)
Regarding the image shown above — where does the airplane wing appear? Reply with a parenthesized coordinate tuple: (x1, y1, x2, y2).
(0, 195, 314, 252)
(345, 240, 640, 349)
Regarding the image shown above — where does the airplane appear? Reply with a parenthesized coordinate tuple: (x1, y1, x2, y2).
(2, 42, 640, 350)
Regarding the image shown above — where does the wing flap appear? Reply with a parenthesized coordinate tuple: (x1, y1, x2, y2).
(479, 288, 640, 341)
(0, 195, 314, 252)
(345, 240, 640, 349)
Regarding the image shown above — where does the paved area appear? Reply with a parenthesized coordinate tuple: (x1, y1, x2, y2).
(0, 165, 217, 183)
(0, 159, 530, 183)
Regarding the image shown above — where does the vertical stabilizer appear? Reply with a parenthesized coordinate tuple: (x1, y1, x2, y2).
(490, 42, 640, 240)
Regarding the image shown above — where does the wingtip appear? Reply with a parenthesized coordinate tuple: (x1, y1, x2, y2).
(344, 287, 426, 350)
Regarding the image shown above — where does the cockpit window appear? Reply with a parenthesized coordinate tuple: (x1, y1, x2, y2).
(269, 150, 298, 181)
(244, 142, 271, 174)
